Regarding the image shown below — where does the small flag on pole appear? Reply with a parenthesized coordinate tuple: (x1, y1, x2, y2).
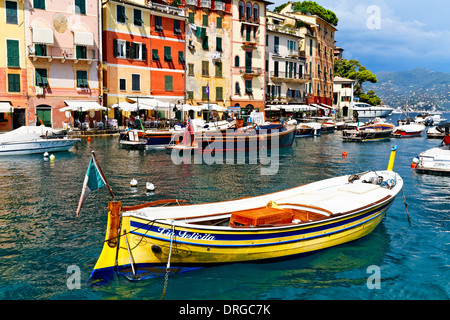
(76, 151, 114, 217)
(205, 83, 209, 96)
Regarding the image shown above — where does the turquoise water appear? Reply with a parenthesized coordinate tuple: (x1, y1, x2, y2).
(0, 114, 448, 300)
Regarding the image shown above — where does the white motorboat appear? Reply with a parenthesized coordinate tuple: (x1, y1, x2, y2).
(0, 126, 80, 156)
(392, 123, 425, 138)
(415, 113, 447, 126)
(352, 102, 394, 119)
(426, 124, 450, 139)
(412, 135, 450, 175)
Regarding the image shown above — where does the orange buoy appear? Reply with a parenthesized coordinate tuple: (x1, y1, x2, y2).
(342, 151, 347, 158)
(88, 137, 91, 142)
(411, 163, 417, 169)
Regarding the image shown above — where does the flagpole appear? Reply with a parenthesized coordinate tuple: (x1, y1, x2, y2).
(91, 151, 115, 200)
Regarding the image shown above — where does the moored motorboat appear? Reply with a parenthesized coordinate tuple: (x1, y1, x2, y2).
(0, 126, 80, 156)
(87, 148, 403, 282)
(426, 123, 450, 139)
(392, 123, 425, 138)
(342, 122, 395, 142)
(352, 102, 394, 119)
(412, 135, 450, 175)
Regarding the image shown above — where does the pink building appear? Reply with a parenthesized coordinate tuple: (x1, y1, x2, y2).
(25, 0, 102, 129)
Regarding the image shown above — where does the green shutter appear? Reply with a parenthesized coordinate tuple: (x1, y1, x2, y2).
(35, 0, 46, 10)
(188, 12, 195, 24)
(7, 40, 20, 68)
(202, 36, 208, 50)
(216, 37, 222, 52)
(125, 41, 131, 58)
(6, 1, 18, 24)
(152, 49, 159, 60)
(217, 17, 222, 29)
(202, 15, 208, 27)
(216, 87, 223, 101)
(164, 47, 172, 61)
(8, 74, 20, 93)
(215, 62, 222, 78)
(178, 51, 185, 64)
(35, 69, 48, 87)
(77, 70, 88, 88)
(164, 76, 173, 91)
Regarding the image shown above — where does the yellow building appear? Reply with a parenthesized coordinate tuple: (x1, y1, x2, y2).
(185, 0, 232, 120)
(0, 0, 27, 131)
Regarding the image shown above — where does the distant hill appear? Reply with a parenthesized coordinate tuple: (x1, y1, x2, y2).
(365, 68, 450, 111)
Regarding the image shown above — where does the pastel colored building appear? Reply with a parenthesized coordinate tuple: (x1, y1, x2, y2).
(184, 0, 232, 120)
(333, 76, 354, 118)
(265, 10, 306, 108)
(278, 3, 336, 107)
(0, 0, 28, 131)
(25, 0, 102, 129)
(102, 0, 186, 122)
(230, 0, 271, 118)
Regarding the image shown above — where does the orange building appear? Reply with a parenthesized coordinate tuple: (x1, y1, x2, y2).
(102, 0, 186, 121)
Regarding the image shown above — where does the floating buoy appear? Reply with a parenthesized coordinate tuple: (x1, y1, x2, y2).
(44, 152, 49, 158)
(411, 156, 419, 168)
(49, 154, 55, 161)
(146, 182, 155, 191)
(130, 178, 138, 187)
(342, 151, 347, 158)
(87, 137, 91, 142)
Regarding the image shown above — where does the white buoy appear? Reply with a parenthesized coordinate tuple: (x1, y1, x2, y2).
(44, 152, 49, 158)
(130, 178, 138, 187)
(146, 182, 155, 191)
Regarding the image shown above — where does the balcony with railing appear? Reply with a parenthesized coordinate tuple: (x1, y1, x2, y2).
(147, 1, 186, 17)
(269, 71, 311, 83)
(214, 1, 225, 11)
(185, 0, 197, 5)
(28, 45, 96, 64)
(200, 0, 211, 9)
(267, 23, 300, 37)
(239, 66, 262, 77)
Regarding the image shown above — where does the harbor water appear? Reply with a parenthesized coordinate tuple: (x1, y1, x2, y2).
(0, 113, 448, 300)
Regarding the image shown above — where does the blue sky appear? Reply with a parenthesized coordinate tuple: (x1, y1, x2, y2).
(267, 0, 450, 73)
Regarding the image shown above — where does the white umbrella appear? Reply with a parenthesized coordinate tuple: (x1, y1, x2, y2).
(61, 100, 107, 112)
(198, 104, 227, 112)
(180, 104, 202, 112)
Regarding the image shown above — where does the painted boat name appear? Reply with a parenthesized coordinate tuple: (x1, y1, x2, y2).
(158, 227, 216, 241)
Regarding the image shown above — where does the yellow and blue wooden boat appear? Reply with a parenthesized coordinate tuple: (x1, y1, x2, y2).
(90, 164, 403, 282)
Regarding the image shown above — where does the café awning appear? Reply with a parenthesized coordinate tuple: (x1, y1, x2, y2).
(61, 100, 106, 112)
(73, 32, 94, 47)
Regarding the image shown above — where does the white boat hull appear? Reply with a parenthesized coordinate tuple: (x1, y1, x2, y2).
(415, 145, 450, 175)
(0, 138, 80, 155)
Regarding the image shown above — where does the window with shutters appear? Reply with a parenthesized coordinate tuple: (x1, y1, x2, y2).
(202, 35, 208, 50)
(188, 12, 194, 24)
(76, 70, 88, 88)
(8, 74, 20, 93)
(35, 44, 47, 57)
(119, 79, 126, 91)
(188, 63, 194, 76)
(152, 49, 159, 61)
(35, 68, 48, 87)
(187, 91, 194, 99)
(215, 61, 222, 78)
(7, 40, 20, 68)
(131, 74, 140, 91)
(155, 16, 163, 32)
(174, 20, 181, 35)
(201, 61, 209, 76)
(245, 79, 252, 94)
(216, 87, 223, 101)
(34, 0, 45, 10)
(202, 14, 208, 27)
(164, 46, 172, 61)
(114, 39, 127, 58)
(5, 1, 18, 24)
(178, 51, 185, 64)
(117, 5, 127, 23)
(216, 37, 222, 52)
(164, 76, 173, 91)
(202, 86, 208, 100)
(75, 0, 86, 15)
(131, 42, 145, 60)
(216, 16, 222, 29)
(76, 45, 87, 59)
(133, 9, 143, 27)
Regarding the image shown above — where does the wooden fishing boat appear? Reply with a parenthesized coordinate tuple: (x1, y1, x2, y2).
(89, 149, 402, 282)
(342, 122, 395, 142)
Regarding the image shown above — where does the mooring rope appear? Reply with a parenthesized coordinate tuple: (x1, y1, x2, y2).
(160, 220, 175, 300)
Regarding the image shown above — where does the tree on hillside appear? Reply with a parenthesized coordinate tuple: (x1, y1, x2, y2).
(274, 1, 339, 26)
(334, 59, 381, 105)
